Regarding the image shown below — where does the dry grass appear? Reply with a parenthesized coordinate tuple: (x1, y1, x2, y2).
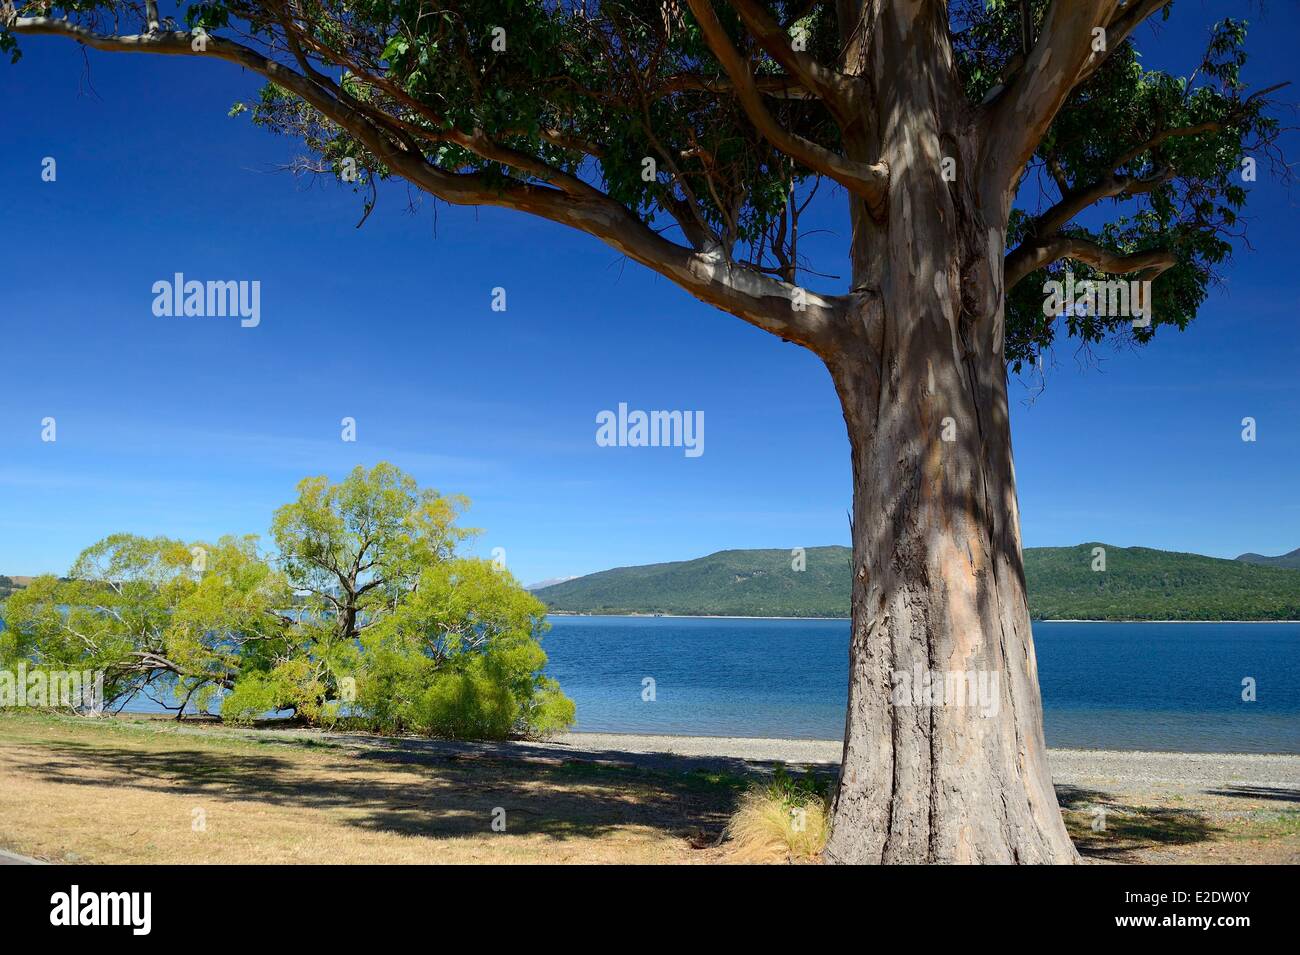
(725, 777, 831, 863)
(3, 713, 1294, 865)
(0, 713, 740, 864)
(1061, 800, 1300, 865)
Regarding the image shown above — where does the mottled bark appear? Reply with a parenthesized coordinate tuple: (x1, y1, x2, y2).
(820, 2, 1076, 864)
(824, 308, 1076, 863)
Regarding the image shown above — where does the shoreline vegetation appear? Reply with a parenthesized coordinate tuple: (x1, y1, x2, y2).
(1, 712, 1295, 865)
(0, 464, 575, 742)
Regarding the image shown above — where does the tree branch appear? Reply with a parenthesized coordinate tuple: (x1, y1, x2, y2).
(1030, 166, 1172, 239)
(686, 0, 888, 211)
(658, 71, 816, 99)
(1011, 78, 1290, 272)
(980, 0, 1118, 204)
(726, 0, 853, 113)
(7, 15, 847, 355)
(1112, 83, 1289, 166)
(1074, 0, 1171, 88)
(1005, 235, 1175, 289)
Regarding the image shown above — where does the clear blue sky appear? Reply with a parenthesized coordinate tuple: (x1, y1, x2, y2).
(2, 4, 1298, 587)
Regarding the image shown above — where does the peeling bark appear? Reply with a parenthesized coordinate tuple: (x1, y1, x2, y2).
(825, 314, 1076, 863)
(821, 2, 1076, 864)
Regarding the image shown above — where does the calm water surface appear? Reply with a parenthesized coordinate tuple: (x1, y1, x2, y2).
(541, 616, 1300, 753)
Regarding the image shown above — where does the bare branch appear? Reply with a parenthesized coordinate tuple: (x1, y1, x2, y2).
(686, 0, 888, 210)
(726, 0, 853, 112)
(1005, 235, 1175, 289)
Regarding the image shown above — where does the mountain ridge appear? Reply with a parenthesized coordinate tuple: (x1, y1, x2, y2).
(1235, 547, 1300, 570)
(534, 544, 1300, 621)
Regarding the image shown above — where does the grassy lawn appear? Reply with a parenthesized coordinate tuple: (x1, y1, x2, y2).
(0, 713, 742, 864)
(1058, 783, 1300, 865)
(1, 712, 1295, 864)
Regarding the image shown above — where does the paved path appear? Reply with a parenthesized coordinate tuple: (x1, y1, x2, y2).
(0, 849, 44, 865)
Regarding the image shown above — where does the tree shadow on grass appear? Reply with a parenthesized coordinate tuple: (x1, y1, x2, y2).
(4, 736, 754, 847)
(1203, 785, 1300, 803)
(1056, 784, 1217, 861)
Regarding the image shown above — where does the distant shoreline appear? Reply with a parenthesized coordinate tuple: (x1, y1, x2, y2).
(546, 612, 1300, 623)
(1040, 618, 1300, 624)
(546, 611, 848, 621)
(557, 731, 1300, 762)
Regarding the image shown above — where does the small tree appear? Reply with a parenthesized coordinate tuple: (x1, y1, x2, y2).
(1, 465, 572, 737)
(1, 533, 286, 715)
(237, 462, 572, 736)
(5, 0, 1288, 861)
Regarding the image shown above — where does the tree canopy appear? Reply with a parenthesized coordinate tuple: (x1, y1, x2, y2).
(3, 1, 1287, 365)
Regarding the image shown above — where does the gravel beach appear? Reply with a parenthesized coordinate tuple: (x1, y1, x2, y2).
(555, 732, 1300, 794)
(166, 721, 1300, 793)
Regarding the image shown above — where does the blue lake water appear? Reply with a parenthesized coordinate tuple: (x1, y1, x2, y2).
(541, 616, 1300, 753)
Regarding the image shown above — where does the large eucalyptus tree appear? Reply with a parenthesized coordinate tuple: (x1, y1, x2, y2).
(4, 0, 1285, 863)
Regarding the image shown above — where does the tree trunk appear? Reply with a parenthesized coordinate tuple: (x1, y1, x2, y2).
(820, 4, 1076, 864)
(824, 319, 1076, 863)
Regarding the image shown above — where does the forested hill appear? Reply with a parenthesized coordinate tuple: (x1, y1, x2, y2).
(1236, 547, 1300, 570)
(536, 547, 851, 619)
(533, 544, 1300, 621)
(1025, 545, 1300, 620)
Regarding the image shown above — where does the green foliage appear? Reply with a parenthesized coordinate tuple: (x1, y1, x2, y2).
(351, 553, 570, 737)
(1236, 548, 1300, 570)
(220, 666, 313, 725)
(0, 463, 572, 739)
(763, 763, 832, 808)
(1, 534, 286, 711)
(270, 461, 471, 631)
(960, 6, 1284, 370)
(226, 0, 834, 255)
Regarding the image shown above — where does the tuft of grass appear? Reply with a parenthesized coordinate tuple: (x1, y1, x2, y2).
(725, 765, 830, 863)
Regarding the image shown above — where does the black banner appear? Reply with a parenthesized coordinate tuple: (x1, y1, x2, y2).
(0, 863, 1283, 940)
